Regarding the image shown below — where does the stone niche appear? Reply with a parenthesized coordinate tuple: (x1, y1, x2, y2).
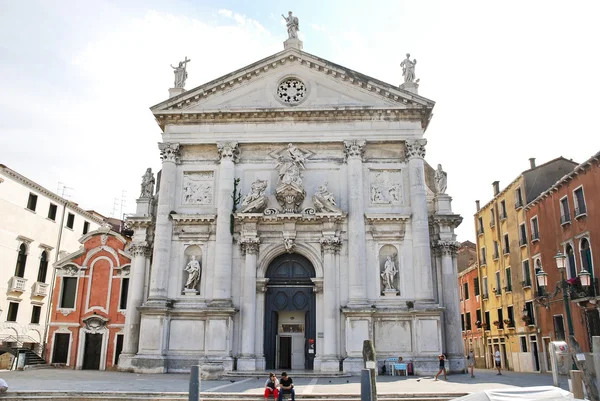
(183, 245, 202, 295)
(182, 171, 214, 205)
(379, 244, 399, 296)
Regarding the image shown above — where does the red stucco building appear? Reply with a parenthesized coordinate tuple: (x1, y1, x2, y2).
(525, 151, 600, 356)
(46, 223, 131, 369)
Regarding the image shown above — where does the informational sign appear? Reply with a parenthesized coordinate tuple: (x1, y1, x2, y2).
(366, 361, 376, 369)
(576, 353, 586, 361)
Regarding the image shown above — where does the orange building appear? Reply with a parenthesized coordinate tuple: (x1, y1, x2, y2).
(46, 223, 131, 369)
(525, 151, 600, 368)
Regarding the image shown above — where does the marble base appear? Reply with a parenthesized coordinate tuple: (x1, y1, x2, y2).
(434, 194, 453, 214)
(237, 357, 259, 371)
(343, 357, 364, 373)
(283, 38, 303, 50)
(201, 362, 225, 379)
(183, 289, 199, 296)
(318, 358, 341, 372)
(382, 290, 399, 297)
(169, 87, 185, 98)
(400, 82, 419, 94)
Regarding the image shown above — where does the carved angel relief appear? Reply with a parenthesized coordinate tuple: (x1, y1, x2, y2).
(182, 172, 214, 205)
(370, 171, 403, 205)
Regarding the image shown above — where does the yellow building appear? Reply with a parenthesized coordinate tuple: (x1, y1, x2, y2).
(473, 158, 577, 372)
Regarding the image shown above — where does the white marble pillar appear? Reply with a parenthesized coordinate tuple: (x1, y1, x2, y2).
(211, 141, 238, 304)
(343, 140, 368, 305)
(238, 237, 259, 370)
(406, 139, 434, 300)
(148, 142, 180, 301)
(320, 236, 341, 371)
(121, 241, 150, 355)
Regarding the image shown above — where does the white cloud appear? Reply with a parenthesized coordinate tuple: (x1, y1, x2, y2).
(311, 23, 325, 32)
(218, 9, 233, 18)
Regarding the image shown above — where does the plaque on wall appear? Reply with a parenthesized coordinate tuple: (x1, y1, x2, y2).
(182, 171, 214, 205)
(370, 170, 403, 205)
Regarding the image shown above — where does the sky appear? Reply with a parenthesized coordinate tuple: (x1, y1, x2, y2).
(1, 0, 599, 242)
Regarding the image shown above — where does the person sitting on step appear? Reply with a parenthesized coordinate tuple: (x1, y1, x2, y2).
(264, 372, 279, 399)
(278, 371, 295, 401)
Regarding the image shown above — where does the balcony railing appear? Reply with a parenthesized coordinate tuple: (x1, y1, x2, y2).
(495, 288, 502, 296)
(32, 282, 49, 298)
(569, 278, 599, 300)
(8, 276, 27, 293)
(519, 237, 527, 246)
(532, 231, 540, 241)
(560, 214, 571, 225)
(478, 227, 484, 235)
(575, 206, 587, 218)
(500, 212, 507, 220)
(515, 200, 523, 209)
(503, 247, 510, 255)
(482, 293, 489, 300)
(505, 285, 513, 292)
(521, 279, 532, 288)
(493, 251, 499, 260)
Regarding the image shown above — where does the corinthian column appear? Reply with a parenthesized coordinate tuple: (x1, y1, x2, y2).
(148, 142, 180, 302)
(344, 140, 368, 306)
(320, 236, 341, 371)
(122, 242, 150, 356)
(238, 237, 260, 370)
(406, 139, 434, 300)
(211, 141, 238, 305)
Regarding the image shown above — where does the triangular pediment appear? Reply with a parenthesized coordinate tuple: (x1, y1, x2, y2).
(151, 49, 434, 115)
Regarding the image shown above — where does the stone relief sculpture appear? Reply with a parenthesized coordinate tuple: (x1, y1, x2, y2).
(140, 168, 155, 198)
(283, 237, 295, 253)
(240, 179, 269, 213)
(381, 256, 398, 291)
(275, 143, 307, 213)
(312, 182, 342, 213)
(170, 57, 190, 88)
(434, 164, 447, 194)
(400, 53, 417, 83)
(370, 171, 402, 205)
(282, 11, 299, 39)
(182, 172, 214, 205)
(184, 255, 201, 291)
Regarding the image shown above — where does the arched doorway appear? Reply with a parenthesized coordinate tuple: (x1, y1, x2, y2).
(264, 253, 316, 370)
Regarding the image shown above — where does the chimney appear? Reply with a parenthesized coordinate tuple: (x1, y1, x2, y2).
(475, 200, 480, 211)
(529, 158, 536, 169)
(492, 181, 500, 196)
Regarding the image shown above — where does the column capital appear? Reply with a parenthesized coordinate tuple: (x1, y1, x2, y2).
(239, 237, 260, 256)
(343, 139, 366, 162)
(158, 142, 181, 163)
(320, 236, 342, 253)
(405, 139, 427, 159)
(217, 141, 239, 163)
(435, 240, 460, 256)
(126, 241, 152, 257)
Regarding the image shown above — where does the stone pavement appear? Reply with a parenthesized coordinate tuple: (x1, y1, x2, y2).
(0, 368, 570, 395)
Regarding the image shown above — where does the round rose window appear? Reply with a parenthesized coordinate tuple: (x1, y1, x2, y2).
(277, 78, 306, 105)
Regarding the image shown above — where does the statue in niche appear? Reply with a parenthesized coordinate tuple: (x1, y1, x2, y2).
(282, 11, 299, 39)
(380, 255, 398, 291)
(184, 255, 201, 291)
(400, 53, 417, 83)
(140, 168, 155, 198)
(276, 143, 306, 186)
(240, 179, 268, 213)
(435, 164, 447, 194)
(312, 182, 342, 213)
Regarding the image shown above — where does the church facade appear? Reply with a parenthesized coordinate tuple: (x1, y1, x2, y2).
(118, 34, 464, 375)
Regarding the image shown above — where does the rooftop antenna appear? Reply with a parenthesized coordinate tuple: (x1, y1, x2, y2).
(57, 182, 74, 199)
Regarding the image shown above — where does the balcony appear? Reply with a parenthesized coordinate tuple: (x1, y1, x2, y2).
(560, 214, 571, 225)
(8, 276, 27, 293)
(31, 282, 49, 298)
(575, 207, 587, 218)
(569, 278, 599, 301)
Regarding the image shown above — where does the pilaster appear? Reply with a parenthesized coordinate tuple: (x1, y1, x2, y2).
(238, 236, 260, 370)
(319, 235, 342, 371)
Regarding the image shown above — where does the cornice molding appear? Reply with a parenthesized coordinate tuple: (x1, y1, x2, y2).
(170, 214, 216, 224)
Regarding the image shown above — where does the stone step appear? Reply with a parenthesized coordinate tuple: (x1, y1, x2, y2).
(225, 371, 353, 378)
(0, 391, 466, 401)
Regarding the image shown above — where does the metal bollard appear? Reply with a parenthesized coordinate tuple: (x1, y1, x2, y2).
(189, 365, 201, 401)
(361, 369, 373, 401)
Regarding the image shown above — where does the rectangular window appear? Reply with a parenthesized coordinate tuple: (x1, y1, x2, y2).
(531, 216, 540, 240)
(503, 234, 510, 254)
(83, 221, 90, 235)
(525, 301, 535, 325)
(520, 336, 528, 352)
(66, 213, 75, 229)
(474, 277, 480, 296)
(7, 302, 19, 322)
(466, 312, 472, 331)
(27, 193, 38, 211)
(507, 305, 515, 327)
(497, 308, 504, 329)
(476, 309, 482, 325)
(478, 217, 484, 235)
(574, 187, 587, 216)
(560, 197, 571, 224)
(60, 277, 77, 309)
(515, 187, 523, 208)
(485, 310, 491, 330)
(519, 223, 527, 246)
(495, 271, 501, 295)
(481, 247, 487, 265)
(119, 278, 129, 310)
(500, 200, 507, 219)
(464, 282, 469, 300)
(490, 209, 496, 227)
(522, 260, 531, 287)
(31, 306, 41, 324)
(461, 314, 465, 331)
(554, 315, 565, 341)
(505, 267, 512, 292)
(482, 277, 488, 298)
(493, 241, 500, 259)
(48, 204, 58, 221)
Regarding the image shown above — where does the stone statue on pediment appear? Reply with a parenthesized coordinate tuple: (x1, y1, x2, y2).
(435, 164, 447, 194)
(282, 11, 299, 39)
(171, 57, 190, 88)
(140, 168, 155, 198)
(240, 179, 269, 213)
(400, 53, 417, 83)
(313, 182, 342, 213)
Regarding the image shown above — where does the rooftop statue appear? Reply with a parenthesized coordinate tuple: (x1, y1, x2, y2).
(400, 53, 417, 83)
(170, 56, 191, 88)
(282, 11, 299, 39)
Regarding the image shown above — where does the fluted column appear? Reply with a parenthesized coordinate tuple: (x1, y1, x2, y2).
(321, 236, 341, 369)
(438, 241, 465, 363)
(211, 141, 238, 305)
(406, 139, 434, 300)
(122, 242, 150, 355)
(238, 237, 260, 369)
(344, 140, 368, 306)
(148, 143, 180, 301)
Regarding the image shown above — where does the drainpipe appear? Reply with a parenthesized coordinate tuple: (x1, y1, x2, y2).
(41, 201, 69, 359)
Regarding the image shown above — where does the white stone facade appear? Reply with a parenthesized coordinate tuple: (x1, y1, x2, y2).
(119, 44, 464, 374)
(0, 165, 103, 356)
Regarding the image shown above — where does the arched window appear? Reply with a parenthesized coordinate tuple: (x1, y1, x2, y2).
(566, 244, 577, 279)
(580, 238, 593, 278)
(37, 251, 48, 283)
(14, 243, 27, 278)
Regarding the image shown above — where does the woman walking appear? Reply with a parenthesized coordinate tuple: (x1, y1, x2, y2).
(434, 354, 447, 381)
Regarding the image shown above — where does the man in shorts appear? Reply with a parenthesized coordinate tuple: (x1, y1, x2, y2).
(494, 347, 502, 375)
